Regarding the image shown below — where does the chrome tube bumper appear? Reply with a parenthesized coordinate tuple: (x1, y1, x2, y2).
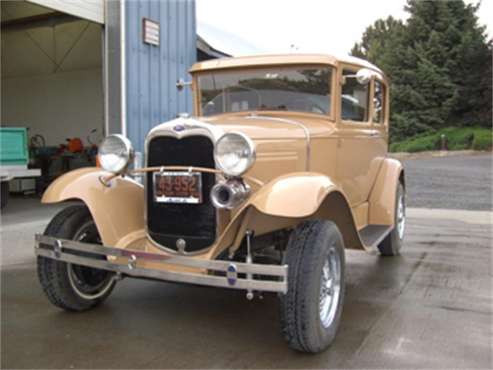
(34, 234, 288, 294)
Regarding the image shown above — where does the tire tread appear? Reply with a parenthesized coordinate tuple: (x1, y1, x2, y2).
(280, 220, 344, 353)
(37, 205, 113, 311)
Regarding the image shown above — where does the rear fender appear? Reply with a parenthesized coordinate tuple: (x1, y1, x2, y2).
(368, 158, 405, 226)
(42, 168, 144, 246)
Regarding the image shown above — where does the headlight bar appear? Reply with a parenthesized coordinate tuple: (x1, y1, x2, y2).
(100, 165, 265, 188)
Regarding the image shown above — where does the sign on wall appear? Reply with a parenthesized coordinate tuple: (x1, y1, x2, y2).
(143, 18, 160, 46)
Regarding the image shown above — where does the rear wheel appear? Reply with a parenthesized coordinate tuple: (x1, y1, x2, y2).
(280, 220, 345, 353)
(37, 205, 116, 311)
(378, 182, 405, 256)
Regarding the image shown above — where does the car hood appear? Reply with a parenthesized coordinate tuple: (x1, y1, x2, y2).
(146, 114, 335, 183)
(201, 113, 333, 141)
(201, 113, 335, 181)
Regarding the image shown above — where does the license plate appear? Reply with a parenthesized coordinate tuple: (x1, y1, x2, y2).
(153, 171, 203, 204)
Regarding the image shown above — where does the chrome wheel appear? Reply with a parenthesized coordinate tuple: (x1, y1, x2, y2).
(319, 247, 341, 328)
(67, 221, 115, 300)
(397, 192, 406, 240)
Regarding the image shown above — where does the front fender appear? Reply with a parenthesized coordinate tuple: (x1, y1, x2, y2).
(42, 168, 144, 246)
(213, 172, 365, 253)
(249, 172, 341, 218)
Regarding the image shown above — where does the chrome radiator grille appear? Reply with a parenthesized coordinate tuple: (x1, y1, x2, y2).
(146, 135, 216, 253)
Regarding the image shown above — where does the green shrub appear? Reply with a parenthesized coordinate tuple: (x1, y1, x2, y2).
(390, 127, 492, 152)
(472, 131, 492, 150)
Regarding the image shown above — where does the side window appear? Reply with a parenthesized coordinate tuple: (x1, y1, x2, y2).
(373, 80, 386, 124)
(341, 69, 369, 122)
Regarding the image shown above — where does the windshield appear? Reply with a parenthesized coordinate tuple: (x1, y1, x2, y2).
(197, 66, 333, 116)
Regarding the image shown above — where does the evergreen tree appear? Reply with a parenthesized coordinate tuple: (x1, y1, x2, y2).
(350, 16, 405, 71)
(476, 41, 493, 125)
(351, 0, 492, 141)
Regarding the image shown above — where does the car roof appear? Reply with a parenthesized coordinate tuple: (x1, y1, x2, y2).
(189, 53, 384, 75)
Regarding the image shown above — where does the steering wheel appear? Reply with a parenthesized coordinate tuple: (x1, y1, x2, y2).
(290, 98, 325, 114)
(224, 85, 262, 109)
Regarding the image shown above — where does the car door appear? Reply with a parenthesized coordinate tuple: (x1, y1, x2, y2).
(371, 77, 389, 163)
(336, 66, 386, 207)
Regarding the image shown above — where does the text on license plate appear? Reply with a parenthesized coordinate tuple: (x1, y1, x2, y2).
(153, 171, 202, 204)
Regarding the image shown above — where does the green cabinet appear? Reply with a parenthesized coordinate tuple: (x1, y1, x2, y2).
(0, 128, 29, 166)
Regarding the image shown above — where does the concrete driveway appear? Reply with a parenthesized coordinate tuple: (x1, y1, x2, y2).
(1, 197, 491, 369)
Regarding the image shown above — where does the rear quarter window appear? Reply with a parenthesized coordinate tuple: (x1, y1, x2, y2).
(373, 80, 386, 124)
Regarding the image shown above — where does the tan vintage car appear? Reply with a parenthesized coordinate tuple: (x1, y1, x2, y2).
(35, 54, 405, 353)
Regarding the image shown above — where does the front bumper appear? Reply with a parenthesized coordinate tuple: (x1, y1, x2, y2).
(34, 234, 288, 294)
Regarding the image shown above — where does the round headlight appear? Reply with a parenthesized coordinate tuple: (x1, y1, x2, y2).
(98, 134, 134, 173)
(214, 132, 256, 176)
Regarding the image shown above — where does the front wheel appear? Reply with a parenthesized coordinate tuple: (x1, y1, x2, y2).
(37, 205, 116, 311)
(280, 220, 345, 353)
(1, 181, 9, 210)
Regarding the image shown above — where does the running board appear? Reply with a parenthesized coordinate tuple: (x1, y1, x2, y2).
(359, 225, 393, 249)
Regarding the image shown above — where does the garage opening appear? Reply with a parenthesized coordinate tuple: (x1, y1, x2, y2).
(1, 1, 104, 196)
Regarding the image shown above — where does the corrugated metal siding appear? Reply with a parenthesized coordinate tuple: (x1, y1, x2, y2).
(125, 0, 196, 153)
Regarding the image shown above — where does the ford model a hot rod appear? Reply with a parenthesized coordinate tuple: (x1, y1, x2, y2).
(35, 54, 405, 353)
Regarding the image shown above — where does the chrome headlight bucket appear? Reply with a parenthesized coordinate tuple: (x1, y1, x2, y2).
(98, 134, 134, 173)
(214, 132, 256, 177)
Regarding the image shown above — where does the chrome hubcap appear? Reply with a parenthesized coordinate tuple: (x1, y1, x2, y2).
(397, 193, 406, 240)
(319, 248, 341, 328)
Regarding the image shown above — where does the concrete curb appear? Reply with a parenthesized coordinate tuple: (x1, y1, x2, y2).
(407, 207, 493, 225)
(390, 150, 491, 160)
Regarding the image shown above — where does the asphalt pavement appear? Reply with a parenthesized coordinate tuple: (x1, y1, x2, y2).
(402, 153, 492, 211)
(1, 196, 492, 369)
(1, 153, 492, 368)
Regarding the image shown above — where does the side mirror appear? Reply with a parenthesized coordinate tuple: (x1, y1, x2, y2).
(342, 68, 377, 85)
(355, 68, 374, 85)
(176, 78, 192, 91)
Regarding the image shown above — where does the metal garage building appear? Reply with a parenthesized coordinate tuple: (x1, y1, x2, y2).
(1, 0, 206, 172)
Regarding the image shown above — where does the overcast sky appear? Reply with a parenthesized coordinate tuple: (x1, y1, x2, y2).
(196, 0, 493, 57)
